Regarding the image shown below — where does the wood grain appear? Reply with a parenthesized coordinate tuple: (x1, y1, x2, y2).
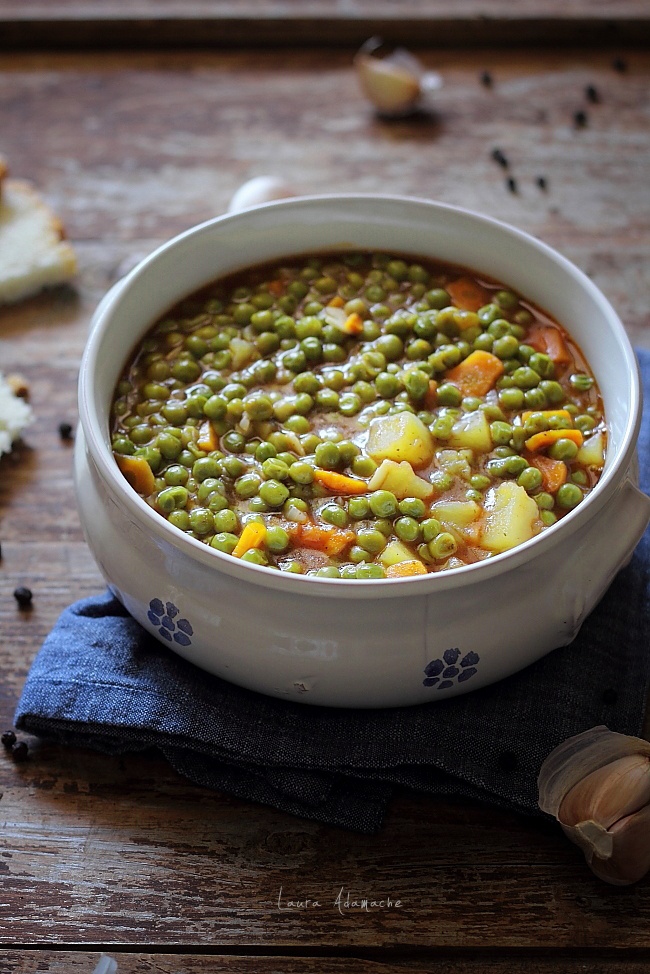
(1, 0, 649, 51)
(0, 45, 649, 961)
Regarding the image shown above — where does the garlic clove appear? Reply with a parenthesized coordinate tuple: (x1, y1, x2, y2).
(559, 754, 650, 830)
(354, 38, 442, 118)
(228, 176, 297, 214)
(538, 726, 650, 886)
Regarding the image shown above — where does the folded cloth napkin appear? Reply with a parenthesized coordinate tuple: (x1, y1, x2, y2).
(14, 350, 650, 833)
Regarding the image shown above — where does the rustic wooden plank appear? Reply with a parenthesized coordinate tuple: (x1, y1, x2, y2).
(2, 950, 650, 973)
(0, 0, 649, 50)
(0, 47, 649, 955)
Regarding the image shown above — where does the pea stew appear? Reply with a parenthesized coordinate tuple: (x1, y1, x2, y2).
(110, 252, 606, 579)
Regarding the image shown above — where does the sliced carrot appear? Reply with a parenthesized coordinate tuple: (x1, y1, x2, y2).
(197, 420, 219, 453)
(312, 469, 368, 495)
(327, 295, 345, 308)
(343, 312, 364, 335)
(115, 454, 156, 496)
(291, 521, 355, 556)
(268, 279, 285, 297)
(526, 453, 568, 493)
(232, 521, 267, 558)
(525, 428, 584, 453)
(446, 277, 491, 313)
(423, 378, 438, 409)
(444, 350, 504, 398)
(386, 560, 428, 578)
(526, 323, 571, 364)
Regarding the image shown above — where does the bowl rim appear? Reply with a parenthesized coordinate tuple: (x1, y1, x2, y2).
(78, 192, 643, 599)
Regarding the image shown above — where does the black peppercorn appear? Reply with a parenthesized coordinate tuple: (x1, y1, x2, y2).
(58, 421, 74, 440)
(536, 175, 548, 191)
(573, 110, 588, 128)
(480, 70, 493, 88)
(11, 741, 29, 762)
(613, 57, 627, 73)
(585, 84, 600, 104)
(491, 147, 509, 169)
(13, 586, 33, 608)
(506, 177, 517, 194)
(1, 730, 17, 749)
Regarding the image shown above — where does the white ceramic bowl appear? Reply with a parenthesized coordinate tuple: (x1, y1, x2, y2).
(76, 195, 650, 707)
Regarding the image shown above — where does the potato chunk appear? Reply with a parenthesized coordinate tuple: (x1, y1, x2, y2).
(447, 409, 492, 453)
(368, 458, 434, 500)
(481, 481, 540, 553)
(366, 413, 434, 469)
(576, 431, 605, 469)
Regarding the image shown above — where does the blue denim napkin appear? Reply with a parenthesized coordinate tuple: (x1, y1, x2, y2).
(15, 350, 650, 833)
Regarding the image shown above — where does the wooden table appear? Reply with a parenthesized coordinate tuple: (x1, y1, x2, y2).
(1, 5, 650, 970)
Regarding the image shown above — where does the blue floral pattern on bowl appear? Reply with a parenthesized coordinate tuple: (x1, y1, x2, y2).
(147, 598, 194, 647)
(423, 648, 480, 690)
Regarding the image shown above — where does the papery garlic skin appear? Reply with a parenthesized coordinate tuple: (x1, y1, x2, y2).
(354, 39, 442, 118)
(538, 726, 650, 886)
(228, 176, 297, 214)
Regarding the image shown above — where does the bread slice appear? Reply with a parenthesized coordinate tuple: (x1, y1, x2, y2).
(0, 179, 77, 304)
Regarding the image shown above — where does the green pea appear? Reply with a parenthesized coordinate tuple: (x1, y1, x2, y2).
(570, 373, 595, 392)
(285, 415, 311, 434)
(254, 441, 276, 462)
(492, 335, 520, 360)
(240, 548, 269, 565)
(162, 401, 189, 425)
(426, 288, 450, 310)
(130, 424, 154, 445)
(259, 479, 290, 508)
(539, 510, 557, 527)
(348, 496, 370, 520)
(375, 334, 404, 361)
(221, 431, 245, 454)
(477, 303, 501, 325)
(498, 387, 525, 410)
(355, 563, 386, 579)
(575, 414, 597, 434)
(168, 509, 191, 531)
(421, 518, 441, 542)
(512, 367, 541, 389)
(288, 461, 314, 485)
(323, 347, 347, 368)
(235, 473, 262, 498)
(428, 532, 457, 559)
(556, 483, 583, 509)
(394, 516, 420, 543)
(431, 414, 455, 440)
(548, 438, 580, 460)
(191, 457, 220, 482)
(321, 503, 349, 528)
(572, 470, 589, 486)
(495, 289, 519, 311)
(172, 359, 201, 383)
(283, 348, 308, 373)
(259, 459, 287, 483)
(157, 486, 189, 512)
(368, 490, 398, 518)
(143, 382, 169, 401)
(396, 497, 425, 518)
(473, 333, 495, 352)
(535, 492, 555, 511)
(243, 393, 273, 421)
(351, 455, 377, 478)
(316, 388, 340, 410)
(112, 436, 135, 456)
(517, 466, 544, 492)
(356, 528, 387, 554)
(189, 508, 213, 535)
(375, 372, 400, 398)
(248, 497, 269, 513)
(490, 421, 514, 445)
(265, 525, 290, 554)
(538, 380, 564, 405)
(470, 474, 491, 491)
(403, 369, 430, 400)
(524, 387, 547, 410)
(436, 383, 462, 407)
(339, 393, 362, 417)
(135, 446, 162, 472)
(504, 455, 528, 477)
(212, 509, 238, 533)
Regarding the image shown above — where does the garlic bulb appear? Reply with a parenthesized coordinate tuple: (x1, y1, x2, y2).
(228, 176, 297, 214)
(538, 726, 650, 885)
(354, 37, 442, 118)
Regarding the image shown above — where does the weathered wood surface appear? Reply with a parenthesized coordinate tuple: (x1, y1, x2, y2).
(0, 46, 649, 962)
(1, 0, 649, 50)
